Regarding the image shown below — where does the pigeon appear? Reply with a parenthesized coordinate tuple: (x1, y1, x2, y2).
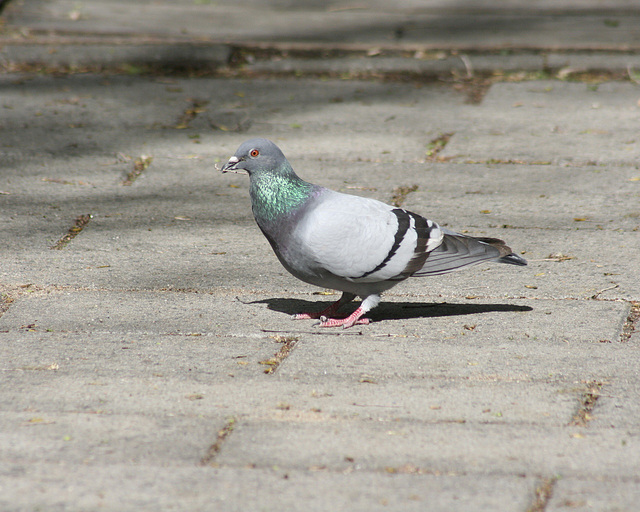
(221, 138, 527, 328)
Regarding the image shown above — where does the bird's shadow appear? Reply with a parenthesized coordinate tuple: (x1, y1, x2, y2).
(251, 298, 532, 322)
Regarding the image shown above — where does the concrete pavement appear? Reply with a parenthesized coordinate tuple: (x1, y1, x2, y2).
(1, 1, 639, 511)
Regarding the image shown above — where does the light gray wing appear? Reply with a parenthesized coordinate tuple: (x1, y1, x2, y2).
(294, 191, 443, 282)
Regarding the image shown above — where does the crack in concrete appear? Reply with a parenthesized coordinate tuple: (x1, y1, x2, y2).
(390, 184, 418, 207)
(0, 293, 14, 320)
(174, 98, 208, 130)
(199, 417, 236, 466)
(620, 302, 639, 342)
(122, 155, 153, 186)
(527, 476, 557, 512)
(50, 213, 92, 250)
(425, 132, 454, 161)
(458, 78, 493, 104)
(259, 336, 299, 374)
(569, 380, 605, 427)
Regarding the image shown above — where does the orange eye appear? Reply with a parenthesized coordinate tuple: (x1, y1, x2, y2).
(250, 149, 260, 158)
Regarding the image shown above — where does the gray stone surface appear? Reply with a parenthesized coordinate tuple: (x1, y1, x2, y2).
(1, 42, 231, 69)
(548, 478, 640, 512)
(440, 81, 640, 166)
(4, 0, 640, 49)
(0, 465, 537, 512)
(1, 1, 639, 511)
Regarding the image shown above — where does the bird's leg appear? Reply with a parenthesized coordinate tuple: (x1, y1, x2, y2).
(293, 292, 356, 320)
(317, 294, 381, 329)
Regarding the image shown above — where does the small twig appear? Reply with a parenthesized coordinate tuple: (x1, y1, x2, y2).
(460, 54, 473, 79)
(260, 328, 364, 336)
(352, 403, 402, 408)
(591, 283, 619, 299)
(530, 258, 574, 262)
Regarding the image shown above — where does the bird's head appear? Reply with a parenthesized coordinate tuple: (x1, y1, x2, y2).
(221, 138, 290, 177)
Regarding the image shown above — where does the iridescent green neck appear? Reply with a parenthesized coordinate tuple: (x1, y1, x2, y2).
(249, 166, 316, 223)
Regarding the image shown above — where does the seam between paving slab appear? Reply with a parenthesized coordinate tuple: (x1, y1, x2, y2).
(199, 416, 237, 467)
(527, 476, 557, 512)
(1, 38, 638, 97)
(620, 302, 640, 342)
(0, 293, 13, 320)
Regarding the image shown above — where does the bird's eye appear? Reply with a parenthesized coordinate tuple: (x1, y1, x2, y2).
(250, 149, 260, 158)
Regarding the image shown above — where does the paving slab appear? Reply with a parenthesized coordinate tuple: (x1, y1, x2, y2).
(0, 330, 278, 380)
(217, 419, 638, 477)
(0, 370, 579, 426)
(0, 465, 538, 512)
(0, 74, 463, 162)
(440, 81, 640, 166)
(0, 410, 223, 466)
(3, 75, 639, 168)
(589, 373, 640, 429)
(548, 477, 640, 512)
(4, 0, 640, 50)
(0, 289, 628, 342)
(243, 53, 546, 76)
(276, 302, 631, 381)
(1, 42, 231, 69)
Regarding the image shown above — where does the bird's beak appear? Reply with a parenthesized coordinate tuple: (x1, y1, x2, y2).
(220, 156, 247, 174)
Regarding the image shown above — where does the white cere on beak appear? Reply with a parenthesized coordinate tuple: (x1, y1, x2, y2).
(221, 155, 248, 174)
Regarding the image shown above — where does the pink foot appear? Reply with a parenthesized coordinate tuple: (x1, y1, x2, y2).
(316, 307, 370, 329)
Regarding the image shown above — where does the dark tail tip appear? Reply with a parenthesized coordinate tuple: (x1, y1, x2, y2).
(498, 253, 528, 266)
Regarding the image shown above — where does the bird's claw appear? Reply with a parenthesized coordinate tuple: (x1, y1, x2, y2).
(315, 315, 370, 329)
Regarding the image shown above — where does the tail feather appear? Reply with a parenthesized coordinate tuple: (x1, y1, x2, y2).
(497, 253, 528, 266)
(475, 237, 527, 266)
(414, 232, 527, 276)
